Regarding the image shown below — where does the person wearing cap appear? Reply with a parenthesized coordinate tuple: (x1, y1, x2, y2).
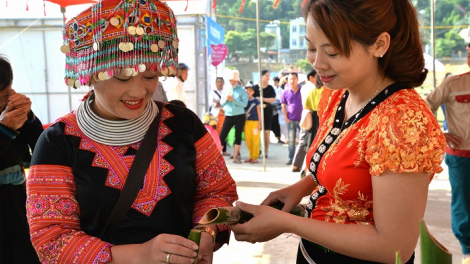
(0, 55, 42, 263)
(25, 1, 238, 264)
(243, 82, 261, 164)
(167, 63, 190, 104)
(219, 69, 248, 163)
(426, 44, 470, 264)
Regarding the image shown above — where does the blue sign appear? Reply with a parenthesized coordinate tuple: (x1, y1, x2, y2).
(206, 16, 225, 55)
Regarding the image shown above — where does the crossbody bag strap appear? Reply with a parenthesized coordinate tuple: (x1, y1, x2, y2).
(99, 101, 164, 239)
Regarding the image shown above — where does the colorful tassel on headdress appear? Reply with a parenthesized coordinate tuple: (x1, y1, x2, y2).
(273, 0, 280, 8)
(239, 0, 245, 14)
(302, 0, 307, 7)
(26, 0, 29, 11)
(185, 0, 188, 11)
(44, 1, 46, 16)
(62, 0, 179, 88)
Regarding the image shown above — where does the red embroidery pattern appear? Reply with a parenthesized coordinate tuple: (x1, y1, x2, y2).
(192, 133, 238, 239)
(59, 109, 174, 217)
(27, 165, 113, 263)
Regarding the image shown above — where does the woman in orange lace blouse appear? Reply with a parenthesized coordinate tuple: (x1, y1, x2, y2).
(228, 0, 446, 263)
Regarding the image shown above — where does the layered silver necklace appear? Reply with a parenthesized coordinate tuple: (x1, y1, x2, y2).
(76, 94, 158, 146)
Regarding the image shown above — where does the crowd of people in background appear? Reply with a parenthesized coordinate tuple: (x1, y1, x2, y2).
(210, 68, 325, 169)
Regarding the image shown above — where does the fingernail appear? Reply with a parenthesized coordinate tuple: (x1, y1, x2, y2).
(235, 201, 242, 206)
(191, 258, 196, 263)
(193, 245, 199, 250)
(192, 251, 197, 257)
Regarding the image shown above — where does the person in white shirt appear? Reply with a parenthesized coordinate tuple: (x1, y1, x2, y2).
(209, 77, 228, 154)
(167, 63, 189, 104)
(209, 77, 225, 125)
(271, 76, 283, 144)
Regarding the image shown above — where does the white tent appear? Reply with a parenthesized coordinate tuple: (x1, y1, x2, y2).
(423, 52, 445, 72)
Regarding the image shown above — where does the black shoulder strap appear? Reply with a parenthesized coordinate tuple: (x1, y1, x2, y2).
(99, 101, 164, 239)
(213, 90, 221, 99)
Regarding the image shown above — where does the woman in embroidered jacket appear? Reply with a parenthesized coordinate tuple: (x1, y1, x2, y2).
(25, 1, 238, 264)
(229, 0, 446, 263)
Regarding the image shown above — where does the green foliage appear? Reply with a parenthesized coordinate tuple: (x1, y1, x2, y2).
(215, 0, 305, 59)
(295, 58, 313, 72)
(225, 29, 277, 61)
(225, 31, 243, 60)
(414, 0, 469, 57)
(260, 31, 277, 50)
(217, 0, 470, 59)
(436, 38, 457, 57)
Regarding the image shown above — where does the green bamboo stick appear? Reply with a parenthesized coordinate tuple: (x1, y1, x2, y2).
(198, 201, 306, 225)
(188, 229, 201, 262)
(419, 219, 452, 264)
(395, 250, 402, 264)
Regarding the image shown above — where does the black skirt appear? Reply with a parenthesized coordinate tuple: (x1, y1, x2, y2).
(297, 239, 414, 264)
(0, 184, 40, 264)
(261, 103, 273, 130)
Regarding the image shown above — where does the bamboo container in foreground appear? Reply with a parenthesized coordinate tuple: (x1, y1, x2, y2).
(419, 219, 452, 264)
(198, 201, 306, 225)
(188, 229, 202, 262)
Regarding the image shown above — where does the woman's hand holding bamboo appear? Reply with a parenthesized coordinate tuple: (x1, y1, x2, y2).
(227, 201, 290, 243)
(139, 234, 199, 264)
(262, 176, 317, 212)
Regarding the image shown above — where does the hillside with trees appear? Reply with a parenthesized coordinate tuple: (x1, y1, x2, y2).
(214, 0, 470, 61)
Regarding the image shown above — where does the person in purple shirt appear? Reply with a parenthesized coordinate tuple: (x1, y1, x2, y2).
(281, 73, 303, 165)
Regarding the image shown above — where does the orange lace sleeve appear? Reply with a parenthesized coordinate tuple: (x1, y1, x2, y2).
(365, 101, 446, 176)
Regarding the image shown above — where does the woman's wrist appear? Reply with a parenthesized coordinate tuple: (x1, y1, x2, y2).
(194, 226, 217, 244)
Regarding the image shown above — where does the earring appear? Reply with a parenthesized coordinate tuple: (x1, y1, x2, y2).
(379, 52, 383, 58)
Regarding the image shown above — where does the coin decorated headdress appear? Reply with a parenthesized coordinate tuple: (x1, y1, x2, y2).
(61, 0, 179, 88)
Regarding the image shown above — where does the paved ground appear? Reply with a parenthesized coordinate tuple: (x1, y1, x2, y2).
(212, 139, 462, 264)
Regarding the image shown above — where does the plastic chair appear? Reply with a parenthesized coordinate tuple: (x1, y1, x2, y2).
(420, 219, 452, 264)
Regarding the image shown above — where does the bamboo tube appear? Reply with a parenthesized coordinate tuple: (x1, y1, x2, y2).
(198, 201, 306, 225)
(419, 219, 452, 264)
(188, 229, 202, 262)
(395, 250, 402, 264)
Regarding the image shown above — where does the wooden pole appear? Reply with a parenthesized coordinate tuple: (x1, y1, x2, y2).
(256, 0, 266, 171)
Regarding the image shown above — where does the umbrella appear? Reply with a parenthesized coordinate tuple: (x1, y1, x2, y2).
(44, 0, 97, 8)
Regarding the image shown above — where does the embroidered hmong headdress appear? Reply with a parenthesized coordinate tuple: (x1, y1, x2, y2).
(61, 0, 179, 88)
